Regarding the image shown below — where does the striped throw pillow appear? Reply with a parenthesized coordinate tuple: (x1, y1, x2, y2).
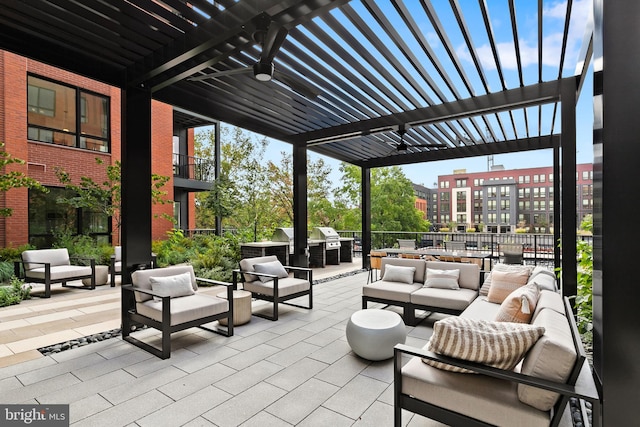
(422, 317, 545, 373)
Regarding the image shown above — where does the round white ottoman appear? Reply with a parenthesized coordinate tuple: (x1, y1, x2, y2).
(346, 309, 407, 361)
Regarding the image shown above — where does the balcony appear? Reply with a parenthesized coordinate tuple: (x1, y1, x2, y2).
(172, 153, 214, 191)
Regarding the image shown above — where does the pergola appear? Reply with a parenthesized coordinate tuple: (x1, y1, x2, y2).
(0, 1, 637, 423)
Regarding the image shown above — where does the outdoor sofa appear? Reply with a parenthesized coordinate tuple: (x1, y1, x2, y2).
(393, 263, 601, 426)
(362, 257, 481, 325)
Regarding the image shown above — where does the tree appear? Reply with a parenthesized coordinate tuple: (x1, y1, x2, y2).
(335, 163, 430, 232)
(54, 158, 174, 239)
(0, 142, 48, 217)
(196, 126, 273, 240)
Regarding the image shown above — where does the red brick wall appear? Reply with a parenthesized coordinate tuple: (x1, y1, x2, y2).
(151, 101, 175, 241)
(0, 51, 180, 248)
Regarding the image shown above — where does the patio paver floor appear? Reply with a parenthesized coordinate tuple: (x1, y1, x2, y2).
(0, 260, 574, 426)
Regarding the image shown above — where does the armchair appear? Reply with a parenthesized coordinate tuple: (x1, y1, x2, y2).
(15, 248, 96, 298)
(234, 255, 312, 321)
(121, 265, 233, 359)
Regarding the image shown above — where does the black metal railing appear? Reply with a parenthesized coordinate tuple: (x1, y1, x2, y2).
(173, 153, 215, 182)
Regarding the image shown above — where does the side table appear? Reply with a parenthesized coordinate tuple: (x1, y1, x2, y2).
(83, 265, 109, 286)
(346, 309, 407, 361)
(218, 290, 252, 326)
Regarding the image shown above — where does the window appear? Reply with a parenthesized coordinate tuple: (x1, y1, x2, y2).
(28, 187, 110, 248)
(27, 75, 110, 153)
(28, 85, 55, 116)
(500, 199, 510, 209)
(582, 171, 589, 181)
(456, 179, 467, 187)
(487, 200, 497, 210)
(533, 174, 540, 183)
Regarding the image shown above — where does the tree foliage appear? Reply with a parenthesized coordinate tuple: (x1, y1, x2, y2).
(54, 158, 174, 238)
(0, 142, 48, 217)
(194, 126, 429, 237)
(335, 163, 430, 232)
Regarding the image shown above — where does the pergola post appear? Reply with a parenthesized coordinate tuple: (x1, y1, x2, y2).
(594, 0, 640, 422)
(292, 143, 308, 268)
(121, 85, 153, 284)
(362, 167, 371, 270)
(560, 78, 577, 300)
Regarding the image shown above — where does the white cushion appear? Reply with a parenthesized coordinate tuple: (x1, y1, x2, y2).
(422, 317, 545, 373)
(136, 293, 229, 326)
(494, 283, 541, 323)
(424, 268, 460, 289)
(253, 260, 289, 283)
(25, 265, 92, 280)
(527, 267, 558, 292)
(518, 308, 577, 411)
(22, 248, 71, 270)
(149, 272, 195, 301)
(381, 264, 416, 284)
(244, 276, 310, 298)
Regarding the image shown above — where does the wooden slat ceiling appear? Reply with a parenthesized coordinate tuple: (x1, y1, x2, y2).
(0, 0, 592, 168)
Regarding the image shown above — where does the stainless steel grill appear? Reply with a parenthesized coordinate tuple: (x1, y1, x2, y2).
(272, 227, 294, 254)
(310, 227, 341, 250)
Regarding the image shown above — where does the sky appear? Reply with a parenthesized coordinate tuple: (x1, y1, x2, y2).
(213, 0, 594, 190)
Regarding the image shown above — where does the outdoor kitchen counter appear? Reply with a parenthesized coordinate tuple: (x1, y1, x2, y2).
(240, 241, 290, 266)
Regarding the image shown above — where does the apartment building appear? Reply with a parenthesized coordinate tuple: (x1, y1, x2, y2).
(0, 50, 214, 248)
(413, 163, 593, 233)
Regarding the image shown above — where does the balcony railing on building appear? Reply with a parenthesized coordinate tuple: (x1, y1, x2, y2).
(173, 153, 215, 182)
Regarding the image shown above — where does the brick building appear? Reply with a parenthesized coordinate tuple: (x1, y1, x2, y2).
(0, 50, 214, 248)
(413, 163, 593, 233)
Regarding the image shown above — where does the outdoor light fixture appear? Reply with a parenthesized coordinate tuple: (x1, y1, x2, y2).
(253, 61, 274, 81)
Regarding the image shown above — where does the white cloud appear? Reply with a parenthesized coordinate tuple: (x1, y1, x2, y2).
(457, 0, 591, 72)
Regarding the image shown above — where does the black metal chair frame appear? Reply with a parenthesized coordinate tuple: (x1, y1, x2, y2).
(232, 266, 313, 321)
(121, 277, 234, 359)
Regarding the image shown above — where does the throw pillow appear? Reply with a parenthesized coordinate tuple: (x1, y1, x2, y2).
(479, 263, 532, 296)
(149, 272, 195, 301)
(494, 282, 541, 323)
(422, 317, 545, 373)
(424, 268, 460, 289)
(381, 264, 416, 284)
(253, 260, 289, 283)
(487, 269, 531, 304)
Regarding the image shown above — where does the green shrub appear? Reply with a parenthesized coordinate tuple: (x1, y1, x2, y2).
(52, 230, 112, 265)
(0, 276, 31, 307)
(0, 244, 34, 262)
(574, 239, 593, 347)
(0, 261, 15, 283)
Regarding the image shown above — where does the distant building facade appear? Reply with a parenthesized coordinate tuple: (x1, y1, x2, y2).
(413, 164, 593, 233)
